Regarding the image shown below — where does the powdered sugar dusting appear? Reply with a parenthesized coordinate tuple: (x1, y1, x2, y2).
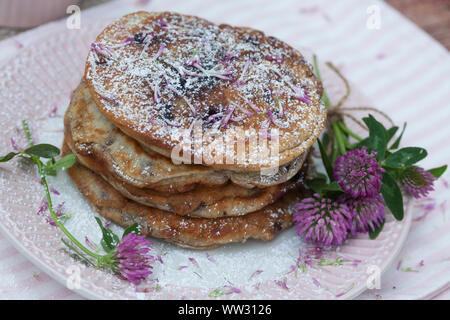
(85, 12, 326, 167)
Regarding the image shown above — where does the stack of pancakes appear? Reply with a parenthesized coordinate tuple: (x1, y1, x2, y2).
(64, 11, 326, 249)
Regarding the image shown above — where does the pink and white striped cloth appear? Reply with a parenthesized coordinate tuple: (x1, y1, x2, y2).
(0, 0, 448, 299)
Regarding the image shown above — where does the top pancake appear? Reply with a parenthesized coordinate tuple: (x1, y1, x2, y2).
(84, 11, 326, 171)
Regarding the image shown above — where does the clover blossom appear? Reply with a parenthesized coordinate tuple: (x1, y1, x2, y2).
(340, 195, 385, 234)
(104, 233, 154, 285)
(293, 194, 352, 246)
(334, 147, 384, 198)
(400, 166, 435, 199)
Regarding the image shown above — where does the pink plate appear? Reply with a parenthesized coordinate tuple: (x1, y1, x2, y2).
(0, 22, 412, 300)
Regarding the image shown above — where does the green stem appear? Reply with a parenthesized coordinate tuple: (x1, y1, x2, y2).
(22, 121, 101, 262)
(331, 146, 338, 163)
(332, 122, 346, 155)
(343, 135, 351, 150)
(313, 55, 331, 108)
(22, 120, 34, 146)
(337, 121, 362, 141)
(36, 160, 101, 261)
(61, 238, 96, 267)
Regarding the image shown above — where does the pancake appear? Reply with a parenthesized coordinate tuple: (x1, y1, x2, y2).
(65, 81, 308, 191)
(84, 11, 326, 171)
(66, 160, 311, 249)
(92, 166, 305, 218)
(62, 140, 306, 218)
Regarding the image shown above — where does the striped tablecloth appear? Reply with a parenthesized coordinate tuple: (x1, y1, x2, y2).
(0, 0, 449, 300)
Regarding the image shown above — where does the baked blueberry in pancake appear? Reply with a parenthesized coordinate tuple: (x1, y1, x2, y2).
(84, 11, 326, 171)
